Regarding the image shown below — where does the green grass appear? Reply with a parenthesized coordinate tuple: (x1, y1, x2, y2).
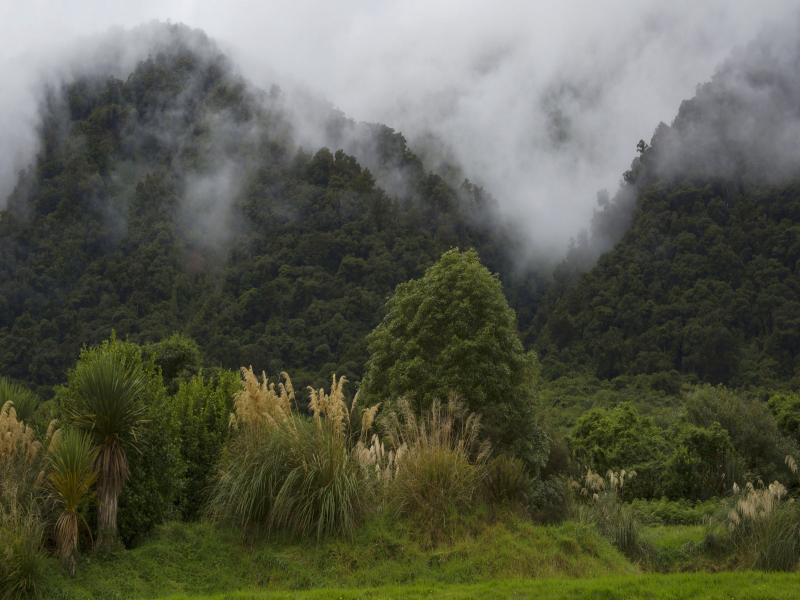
(129, 572, 800, 599)
(42, 515, 635, 599)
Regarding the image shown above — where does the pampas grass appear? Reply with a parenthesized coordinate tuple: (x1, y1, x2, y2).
(725, 476, 800, 571)
(209, 372, 376, 541)
(380, 396, 490, 527)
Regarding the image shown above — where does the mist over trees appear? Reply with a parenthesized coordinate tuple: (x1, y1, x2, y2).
(0, 24, 544, 399)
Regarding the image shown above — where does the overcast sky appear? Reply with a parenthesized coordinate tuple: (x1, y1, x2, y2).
(1, 0, 798, 253)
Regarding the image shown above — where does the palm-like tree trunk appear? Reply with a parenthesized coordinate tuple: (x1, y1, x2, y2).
(96, 439, 128, 549)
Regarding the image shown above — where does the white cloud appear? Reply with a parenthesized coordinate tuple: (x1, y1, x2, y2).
(1, 0, 797, 253)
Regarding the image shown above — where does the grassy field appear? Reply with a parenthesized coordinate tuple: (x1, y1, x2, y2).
(122, 572, 800, 600)
(41, 517, 788, 600)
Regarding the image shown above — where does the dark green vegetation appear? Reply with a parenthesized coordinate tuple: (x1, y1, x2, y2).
(534, 33, 800, 390)
(363, 249, 548, 471)
(0, 25, 540, 402)
(3, 17, 800, 600)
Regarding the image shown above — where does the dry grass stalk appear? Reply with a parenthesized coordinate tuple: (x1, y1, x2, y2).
(380, 396, 491, 526)
(1, 401, 59, 513)
(230, 368, 294, 429)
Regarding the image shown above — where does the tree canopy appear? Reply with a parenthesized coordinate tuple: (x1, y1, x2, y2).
(363, 248, 549, 471)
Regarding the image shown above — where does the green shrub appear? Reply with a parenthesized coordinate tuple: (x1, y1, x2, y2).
(685, 385, 797, 484)
(630, 497, 724, 525)
(0, 379, 38, 425)
(173, 369, 239, 520)
(574, 469, 653, 562)
(143, 333, 203, 395)
(0, 509, 46, 600)
(483, 454, 531, 507)
(569, 404, 667, 498)
(55, 336, 185, 548)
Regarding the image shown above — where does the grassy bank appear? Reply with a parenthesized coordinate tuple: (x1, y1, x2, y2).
(44, 517, 635, 599)
(117, 572, 800, 600)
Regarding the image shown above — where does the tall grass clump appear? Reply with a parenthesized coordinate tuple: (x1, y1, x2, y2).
(574, 469, 653, 561)
(0, 380, 38, 425)
(0, 509, 46, 600)
(725, 460, 800, 571)
(0, 402, 57, 599)
(380, 396, 490, 527)
(209, 369, 376, 541)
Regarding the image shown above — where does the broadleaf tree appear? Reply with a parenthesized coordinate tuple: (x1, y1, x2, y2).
(363, 248, 549, 473)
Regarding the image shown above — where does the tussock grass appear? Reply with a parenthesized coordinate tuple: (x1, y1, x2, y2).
(380, 396, 490, 530)
(0, 380, 39, 425)
(725, 480, 800, 571)
(209, 371, 375, 541)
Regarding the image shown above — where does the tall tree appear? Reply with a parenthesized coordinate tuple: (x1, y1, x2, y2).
(363, 248, 549, 472)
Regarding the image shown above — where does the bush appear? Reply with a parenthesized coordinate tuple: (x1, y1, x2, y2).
(569, 404, 667, 498)
(209, 370, 375, 541)
(55, 336, 185, 548)
(380, 396, 490, 528)
(726, 481, 800, 571)
(0, 379, 38, 425)
(574, 469, 653, 561)
(0, 509, 46, 600)
(172, 369, 239, 520)
(685, 385, 797, 483)
(483, 454, 531, 507)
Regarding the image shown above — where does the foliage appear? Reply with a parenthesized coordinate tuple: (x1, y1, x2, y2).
(769, 393, 800, 446)
(630, 498, 724, 526)
(725, 481, 800, 571)
(684, 385, 797, 483)
(56, 336, 184, 548)
(0, 380, 38, 425)
(574, 469, 653, 561)
(364, 248, 548, 471)
(569, 404, 667, 498)
(172, 369, 239, 520)
(66, 339, 147, 547)
(209, 371, 374, 541)
(0, 509, 45, 600)
(483, 454, 532, 507)
(143, 333, 203, 395)
(46, 429, 98, 574)
(379, 396, 490, 529)
(0, 25, 542, 404)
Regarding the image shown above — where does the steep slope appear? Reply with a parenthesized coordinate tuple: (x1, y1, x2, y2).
(535, 18, 800, 389)
(0, 23, 543, 397)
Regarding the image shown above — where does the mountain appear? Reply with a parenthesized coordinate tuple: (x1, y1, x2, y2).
(534, 17, 800, 390)
(0, 23, 544, 398)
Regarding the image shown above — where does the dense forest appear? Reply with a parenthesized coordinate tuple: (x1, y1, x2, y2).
(534, 27, 800, 391)
(4, 19, 800, 598)
(0, 27, 543, 400)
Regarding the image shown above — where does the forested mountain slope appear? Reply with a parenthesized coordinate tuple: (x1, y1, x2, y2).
(535, 20, 800, 389)
(0, 24, 543, 397)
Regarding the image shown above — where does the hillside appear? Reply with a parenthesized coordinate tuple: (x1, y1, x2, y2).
(534, 19, 800, 390)
(0, 24, 543, 398)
